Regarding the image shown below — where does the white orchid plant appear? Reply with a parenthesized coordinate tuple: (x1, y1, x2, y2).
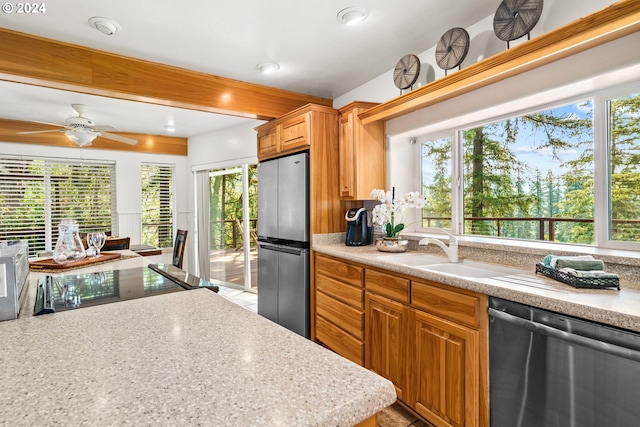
(370, 188, 426, 238)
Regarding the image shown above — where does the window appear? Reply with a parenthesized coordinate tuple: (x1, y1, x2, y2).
(417, 87, 640, 248)
(141, 163, 175, 248)
(608, 92, 640, 243)
(421, 137, 452, 229)
(461, 100, 594, 243)
(0, 156, 116, 257)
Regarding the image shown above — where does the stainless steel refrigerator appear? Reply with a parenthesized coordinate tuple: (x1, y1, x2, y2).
(257, 152, 310, 338)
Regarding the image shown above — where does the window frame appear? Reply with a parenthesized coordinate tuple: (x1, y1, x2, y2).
(415, 80, 640, 251)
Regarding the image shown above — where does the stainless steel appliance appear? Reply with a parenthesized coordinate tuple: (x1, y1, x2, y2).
(489, 297, 640, 427)
(257, 152, 310, 338)
(0, 240, 29, 321)
(34, 264, 218, 315)
(345, 207, 371, 246)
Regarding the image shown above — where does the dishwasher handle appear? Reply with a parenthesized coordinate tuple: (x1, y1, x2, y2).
(489, 307, 640, 363)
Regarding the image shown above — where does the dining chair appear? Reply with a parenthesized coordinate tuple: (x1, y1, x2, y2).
(173, 229, 188, 269)
(101, 236, 131, 251)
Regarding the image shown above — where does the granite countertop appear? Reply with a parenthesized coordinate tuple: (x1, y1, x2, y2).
(313, 242, 640, 333)
(1, 262, 396, 426)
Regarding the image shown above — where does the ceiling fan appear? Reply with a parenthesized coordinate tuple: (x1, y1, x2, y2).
(17, 104, 138, 147)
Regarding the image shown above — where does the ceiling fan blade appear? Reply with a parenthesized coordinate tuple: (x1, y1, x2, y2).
(92, 124, 119, 131)
(99, 131, 139, 145)
(17, 129, 63, 135)
(33, 120, 66, 128)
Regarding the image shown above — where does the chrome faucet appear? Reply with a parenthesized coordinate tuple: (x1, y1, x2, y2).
(419, 230, 459, 263)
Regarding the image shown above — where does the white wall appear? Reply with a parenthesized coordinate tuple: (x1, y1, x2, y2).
(0, 141, 188, 245)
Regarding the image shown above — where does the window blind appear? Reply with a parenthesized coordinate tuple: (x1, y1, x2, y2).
(141, 163, 175, 248)
(0, 156, 116, 257)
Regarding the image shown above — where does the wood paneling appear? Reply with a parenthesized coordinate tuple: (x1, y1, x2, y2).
(0, 118, 187, 155)
(360, 0, 640, 124)
(0, 28, 332, 122)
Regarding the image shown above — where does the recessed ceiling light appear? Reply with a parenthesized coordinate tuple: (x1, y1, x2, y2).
(337, 7, 369, 26)
(164, 125, 176, 132)
(256, 62, 280, 74)
(88, 16, 122, 36)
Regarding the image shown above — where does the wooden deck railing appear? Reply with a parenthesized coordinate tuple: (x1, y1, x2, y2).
(423, 217, 640, 241)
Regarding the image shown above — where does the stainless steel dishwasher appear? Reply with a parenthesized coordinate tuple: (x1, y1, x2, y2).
(489, 297, 640, 427)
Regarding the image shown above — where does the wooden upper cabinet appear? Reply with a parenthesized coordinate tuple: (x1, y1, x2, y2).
(338, 102, 386, 200)
(281, 113, 310, 152)
(256, 105, 334, 161)
(257, 126, 280, 158)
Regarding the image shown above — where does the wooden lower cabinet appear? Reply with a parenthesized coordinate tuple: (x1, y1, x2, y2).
(365, 293, 409, 402)
(315, 256, 488, 426)
(411, 309, 479, 427)
(314, 254, 365, 366)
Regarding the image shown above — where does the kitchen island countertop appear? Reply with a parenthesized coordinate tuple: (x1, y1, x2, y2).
(0, 259, 395, 426)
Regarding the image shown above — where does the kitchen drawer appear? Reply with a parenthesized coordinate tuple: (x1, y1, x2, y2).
(281, 114, 309, 152)
(316, 274, 363, 309)
(411, 280, 481, 329)
(365, 269, 410, 304)
(315, 254, 363, 288)
(316, 316, 364, 366)
(316, 291, 363, 339)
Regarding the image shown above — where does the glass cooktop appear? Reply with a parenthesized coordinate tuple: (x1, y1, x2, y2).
(34, 265, 217, 315)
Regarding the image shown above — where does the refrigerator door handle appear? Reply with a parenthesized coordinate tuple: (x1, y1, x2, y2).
(258, 242, 306, 256)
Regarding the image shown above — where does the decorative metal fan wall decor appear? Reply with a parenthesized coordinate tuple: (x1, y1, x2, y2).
(435, 27, 470, 76)
(393, 54, 421, 93)
(493, 0, 544, 48)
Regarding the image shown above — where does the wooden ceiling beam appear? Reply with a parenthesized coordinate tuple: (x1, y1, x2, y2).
(0, 119, 188, 155)
(0, 28, 332, 121)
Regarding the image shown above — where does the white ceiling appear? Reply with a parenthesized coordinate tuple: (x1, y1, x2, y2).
(0, 0, 497, 139)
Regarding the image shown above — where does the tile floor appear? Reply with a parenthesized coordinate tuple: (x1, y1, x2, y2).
(216, 285, 431, 427)
(216, 285, 257, 312)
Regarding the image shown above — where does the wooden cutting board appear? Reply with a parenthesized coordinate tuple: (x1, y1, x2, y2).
(30, 253, 122, 270)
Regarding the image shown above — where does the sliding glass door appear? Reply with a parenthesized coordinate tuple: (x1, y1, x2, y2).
(208, 165, 257, 292)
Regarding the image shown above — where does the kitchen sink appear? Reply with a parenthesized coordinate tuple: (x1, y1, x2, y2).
(376, 253, 448, 266)
(417, 260, 525, 278)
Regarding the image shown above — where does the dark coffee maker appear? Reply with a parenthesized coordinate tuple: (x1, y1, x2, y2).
(345, 208, 372, 246)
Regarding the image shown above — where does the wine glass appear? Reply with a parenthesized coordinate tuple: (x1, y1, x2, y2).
(93, 232, 106, 257)
(86, 232, 98, 258)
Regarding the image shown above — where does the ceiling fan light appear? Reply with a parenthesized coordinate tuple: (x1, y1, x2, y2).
(66, 130, 99, 147)
(88, 17, 122, 36)
(337, 7, 369, 26)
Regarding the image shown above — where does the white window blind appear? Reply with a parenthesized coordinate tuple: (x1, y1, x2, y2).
(141, 163, 175, 248)
(0, 156, 116, 257)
